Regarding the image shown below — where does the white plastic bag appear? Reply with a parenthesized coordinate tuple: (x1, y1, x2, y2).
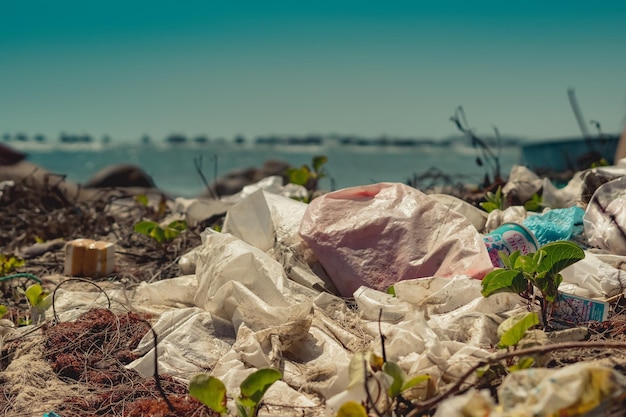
(584, 175, 626, 255)
(299, 183, 493, 297)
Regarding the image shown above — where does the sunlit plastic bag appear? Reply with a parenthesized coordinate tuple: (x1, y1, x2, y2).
(584, 176, 626, 255)
(299, 183, 493, 297)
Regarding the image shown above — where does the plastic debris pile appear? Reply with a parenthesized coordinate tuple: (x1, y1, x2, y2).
(5, 164, 626, 416)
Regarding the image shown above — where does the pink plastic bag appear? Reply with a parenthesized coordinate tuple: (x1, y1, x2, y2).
(299, 183, 493, 297)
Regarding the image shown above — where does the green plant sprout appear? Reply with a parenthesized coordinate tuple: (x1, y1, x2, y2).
(189, 368, 282, 417)
(134, 220, 188, 246)
(523, 193, 543, 212)
(476, 312, 541, 384)
(0, 254, 25, 276)
(336, 350, 431, 417)
(17, 283, 52, 325)
(480, 185, 505, 213)
(286, 155, 329, 202)
(497, 312, 540, 350)
(481, 241, 585, 324)
(134, 194, 167, 219)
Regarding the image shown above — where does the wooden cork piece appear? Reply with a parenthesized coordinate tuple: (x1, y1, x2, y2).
(65, 239, 115, 277)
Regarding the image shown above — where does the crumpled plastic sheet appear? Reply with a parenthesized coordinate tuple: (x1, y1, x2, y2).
(522, 206, 585, 246)
(299, 182, 493, 297)
(434, 362, 626, 417)
(430, 193, 488, 232)
(502, 164, 543, 203)
(484, 206, 529, 233)
(541, 165, 626, 209)
(44, 184, 626, 416)
(584, 175, 626, 255)
(559, 250, 626, 299)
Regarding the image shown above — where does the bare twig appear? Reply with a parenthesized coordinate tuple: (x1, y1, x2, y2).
(51, 277, 112, 322)
(138, 316, 179, 415)
(194, 155, 219, 199)
(450, 106, 502, 185)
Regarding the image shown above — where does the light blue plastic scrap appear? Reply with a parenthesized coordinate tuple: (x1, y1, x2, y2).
(523, 206, 585, 246)
(43, 412, 61, 417)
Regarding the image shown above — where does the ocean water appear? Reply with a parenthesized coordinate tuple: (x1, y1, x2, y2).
(9, 140, 522, 197)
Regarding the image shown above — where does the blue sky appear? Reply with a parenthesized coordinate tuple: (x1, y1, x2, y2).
(1, 0, 625, 142)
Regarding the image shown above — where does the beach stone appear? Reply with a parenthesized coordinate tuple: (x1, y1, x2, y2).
(0, 143, 26, 165)
(84, 164, 155, 189)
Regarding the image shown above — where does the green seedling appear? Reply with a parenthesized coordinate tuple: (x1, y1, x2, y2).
(286, 155, 329, 202)
(479, 186, 504, 213)
(476, 312, 540, 383)
(134, 220, 188, 245)
(18, 283, 52, 324)
(497, 312, 540, 349)
(338, 351, 431, 416)
(134, 194, 167, 219)
(523, 193, 543, 212)
(481, 241, 585, 322)
(189, 368, 282, 417)
(0, 254, 25, 276)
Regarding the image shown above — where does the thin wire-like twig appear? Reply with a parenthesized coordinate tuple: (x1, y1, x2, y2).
(137, 317, 179, 415)
(51, 278, 112, 323)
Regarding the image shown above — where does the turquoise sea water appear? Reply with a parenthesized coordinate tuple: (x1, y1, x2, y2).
(8, 140, 522, 197)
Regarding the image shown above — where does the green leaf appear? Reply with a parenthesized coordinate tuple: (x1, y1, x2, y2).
(286, 166, 311, 186)
(238, 368, 282, 408)
(497, 312, 539, 348)
(514, 254, 538, 274)
(386, 285, 396, 297)
(383, 361, 405, 398)
(0, 305, 7, 319)
(312, 155, 328, 174)
(150, 226, 166, 244)
(480, 201, 499, 213)
(17, 317, 31, 326)
(189, 374, 228, 414)
(134, 194, 149, 207)
(133, 220, 158, 235)
(524, 194, 542, 212)
(336, 401, 369, 417)
(347, 351, 367, 389)
(167, 220, 188, 232)
(24, 284, 45, 307)
(498, 251, 513, 269)
(509, 356, 535, 371)
(481, 269, 527, 297)
(401, 374, 431, 392)
(535, 241, 585, 278)
(0, 254, 25, 276)
(34, 294, 52, 312)
(162, 220, 188, 241)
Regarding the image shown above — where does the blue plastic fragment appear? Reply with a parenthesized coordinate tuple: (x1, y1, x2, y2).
(522, 206, 585, 246)
(43, 412, 61, 417)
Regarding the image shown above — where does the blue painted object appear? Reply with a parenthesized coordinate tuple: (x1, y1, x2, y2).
(523, 207, 585, 246)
